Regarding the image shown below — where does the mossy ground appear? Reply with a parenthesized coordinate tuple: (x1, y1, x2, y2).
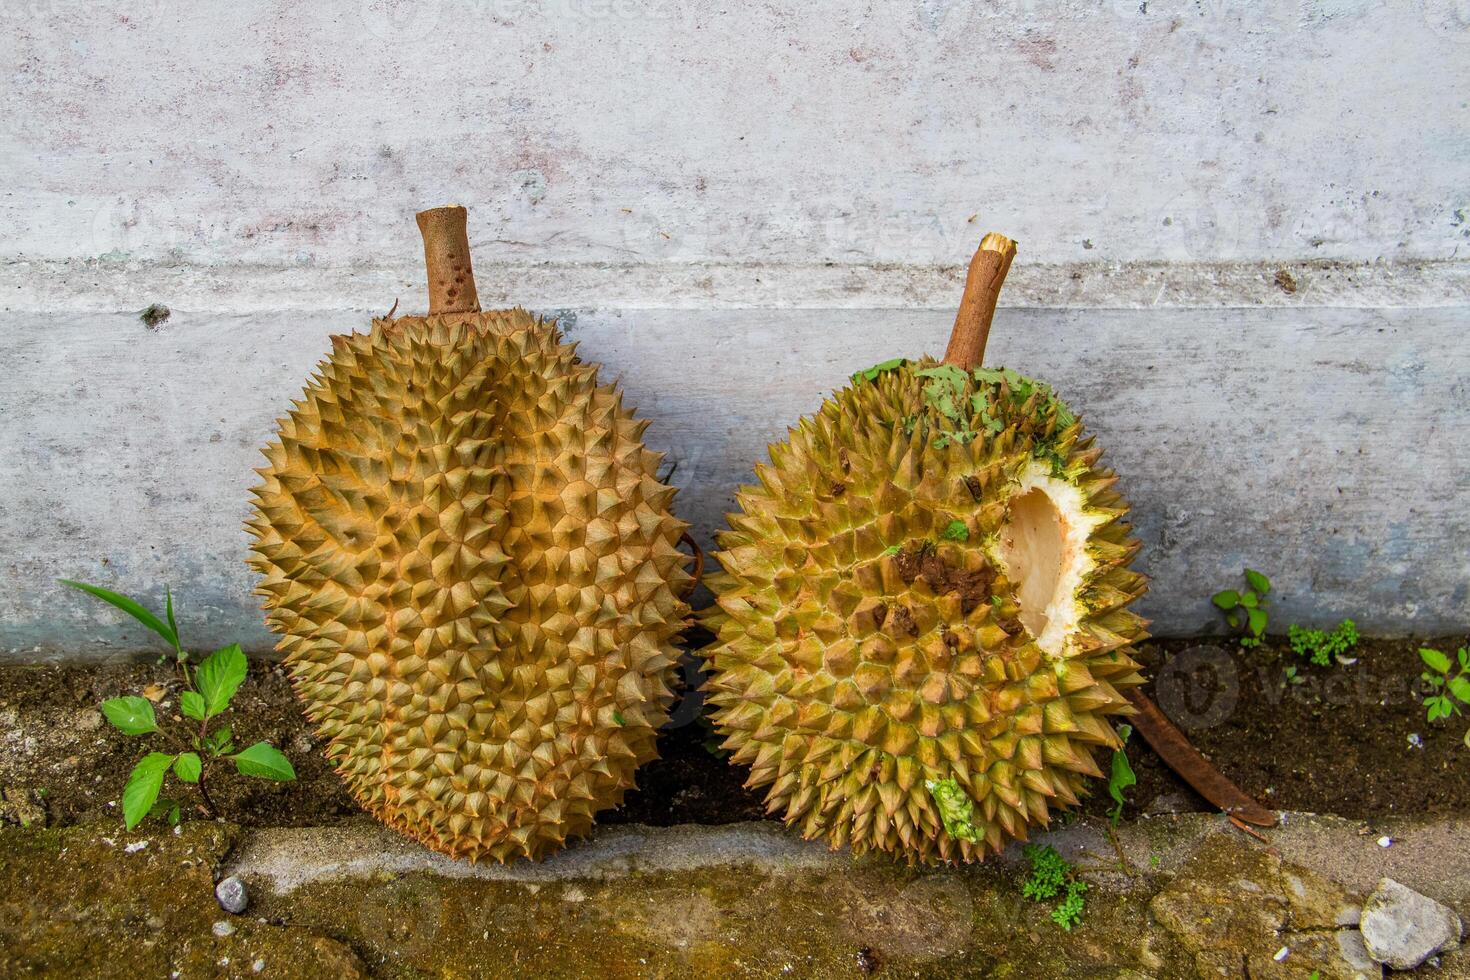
(0, 822, 367, 978)
(0, 819, 1181, 979)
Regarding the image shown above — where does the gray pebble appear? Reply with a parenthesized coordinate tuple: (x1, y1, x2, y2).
(1361, 877, 1463, 970)
(215, 875, 248, 915)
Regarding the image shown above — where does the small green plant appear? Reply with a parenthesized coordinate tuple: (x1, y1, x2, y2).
(1106, 724, 1136, 826)
(61, 580, 296, 829)
(1287, 619, 1360, 667)
(1420, 645, 1470, 747)
(1022, 844, 1087, 931)
(1212, 568, 1271, 647)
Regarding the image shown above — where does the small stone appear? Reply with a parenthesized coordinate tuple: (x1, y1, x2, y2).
(1360, 878, 1464, 970)
(1375, 836, 1392, 848)
(1272, 945, 1289, 961)
(124, 840, 149, 853)
(252, 959, 266, 973)
(76, 708, 103, 732)
(212, 920, 236, 938)
(216, 876, 249, 914)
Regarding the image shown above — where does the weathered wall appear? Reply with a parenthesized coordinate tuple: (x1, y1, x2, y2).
(2, 1, 1467, 659)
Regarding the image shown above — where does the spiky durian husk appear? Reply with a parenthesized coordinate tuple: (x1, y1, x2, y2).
(701, 359, 1147, 864)
(246, 310, 690, 862)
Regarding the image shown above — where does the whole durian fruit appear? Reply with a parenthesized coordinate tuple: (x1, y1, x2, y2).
(702, 234, 1148, 864)
(247, 206, 690, 862)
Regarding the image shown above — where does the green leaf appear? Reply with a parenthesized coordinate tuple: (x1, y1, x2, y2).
(165, 587, 179, 649)
(1420, 648, 1452, 674)
(1239, 591, 1258, 609)
(180, 691, 206, 722)
(122, 752, 175, 830)
(100, 696, 159, 736)
(1226, 612, 1241, 629)
(1244, 568, 1271, 595)
(173, 752, 202, 783)
(60, 580, 179, 651)
(149, 797, 182, 826)
(1247, 608, 1267, 637)
(206, 724, 233, 754)
(941, 520, 969, 543)
(881, 545, 901, 557)
(613, 710, 626, 727)
(914, 365, 972, 424)
(1107, 732, 1137, 826)
(1211, 590, 1240, 611)
(196, 644, 247, 717)
(851, 357, 906, 385)
(1449, 676, 1470, 703)
(234, 742, 296, 781)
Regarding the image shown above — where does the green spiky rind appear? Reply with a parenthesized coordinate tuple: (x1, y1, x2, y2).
(701, 358, 1147, 864)
(246, 310, 690, 862)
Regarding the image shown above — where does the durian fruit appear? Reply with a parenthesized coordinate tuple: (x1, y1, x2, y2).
(246, 206, 690, 862)
(702, 234, 1148, 864)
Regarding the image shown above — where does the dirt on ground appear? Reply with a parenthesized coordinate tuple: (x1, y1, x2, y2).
(1117, 636, 1469, 823)
(0, 634, 1465, 832)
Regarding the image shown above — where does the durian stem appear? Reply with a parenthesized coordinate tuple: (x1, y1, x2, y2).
(416, 205, 481, 315)
(1124, 688, 1277, 827)
(942, 232, 1017, 370)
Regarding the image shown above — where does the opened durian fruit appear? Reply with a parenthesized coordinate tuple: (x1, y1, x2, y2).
(702, 234, 1150, 863)
(247, 206, 690, 862)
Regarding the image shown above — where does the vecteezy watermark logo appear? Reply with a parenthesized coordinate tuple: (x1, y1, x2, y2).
(360, 0, 442, 42)
(1421, 0, 1470, 42)
(1154, 643, 1239, 731)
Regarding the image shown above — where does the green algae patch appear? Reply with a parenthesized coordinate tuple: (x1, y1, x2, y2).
(0, 821, 366, 977)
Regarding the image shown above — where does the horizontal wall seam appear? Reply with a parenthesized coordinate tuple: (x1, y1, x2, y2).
(3, 259, 1467, 315)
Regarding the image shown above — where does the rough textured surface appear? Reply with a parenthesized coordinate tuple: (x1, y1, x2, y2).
(703, 360, 1148, 861)
(247, 310, 690, 861)
(2, 0, 1468, 661)
(1150, 835, 1381, 979)
(5, 812, 1469, 979)
(1360, 877, 1464, 970)
(4, 306, 1466, 659)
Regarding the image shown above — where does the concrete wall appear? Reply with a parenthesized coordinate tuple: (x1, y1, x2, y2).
(2, 1, 1467, 659)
